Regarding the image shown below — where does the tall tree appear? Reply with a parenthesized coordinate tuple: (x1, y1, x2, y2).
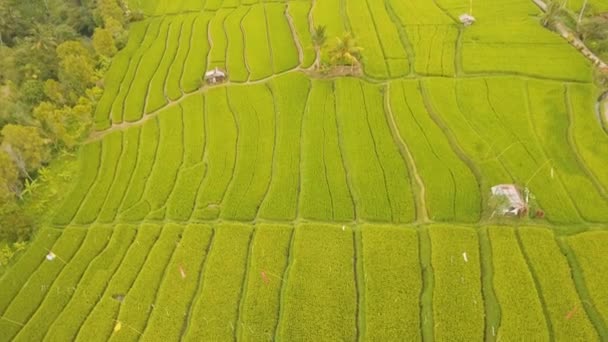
(311, 25, 327, 70)
(0, 149, 19, 202)
(0, 124, 50, 179)
(328, 33, 363, 69)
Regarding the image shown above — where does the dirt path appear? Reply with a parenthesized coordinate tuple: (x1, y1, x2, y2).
(532, 0, 607, 69)
(285, 4, 304, 66)
(384, 84, 430, 223)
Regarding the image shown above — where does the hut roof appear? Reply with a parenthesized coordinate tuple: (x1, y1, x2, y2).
(459, 13, 476, 24)
(205, 67, 226, 79)
(491, 184, 525, 209)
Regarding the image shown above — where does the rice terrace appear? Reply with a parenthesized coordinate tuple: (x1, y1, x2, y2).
(2, 0, 608, 340)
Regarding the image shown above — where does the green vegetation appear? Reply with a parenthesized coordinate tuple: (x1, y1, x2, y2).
(2, 0, 608, 340)
(361, 226, 421, 341)
(429, 225, 484, 341)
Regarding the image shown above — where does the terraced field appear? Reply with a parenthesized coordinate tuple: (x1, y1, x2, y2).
(2, 0, 608, 340)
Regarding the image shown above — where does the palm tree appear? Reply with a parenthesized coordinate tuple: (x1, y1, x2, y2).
(328, 33, 363, 71)
(541, 1, 564, 29)
(311, 25, 327, 70)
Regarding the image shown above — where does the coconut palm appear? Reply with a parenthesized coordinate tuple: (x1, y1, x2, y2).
(541, 1, 564, 29)
(328, 33, 363, 70)
(311, 25, 327, 70)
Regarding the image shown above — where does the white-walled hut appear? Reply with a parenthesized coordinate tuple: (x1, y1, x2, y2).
(204, 67, 227, 85)
(491, 184, 526, 216)
(459, 13, 476, 26)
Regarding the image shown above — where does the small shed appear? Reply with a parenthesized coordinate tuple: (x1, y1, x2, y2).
(204, 67, 227, 85)
(491, 184, 526, 216)
(459, 13, 476, 27)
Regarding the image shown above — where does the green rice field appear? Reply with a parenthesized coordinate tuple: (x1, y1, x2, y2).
(2, 0, 608, 340)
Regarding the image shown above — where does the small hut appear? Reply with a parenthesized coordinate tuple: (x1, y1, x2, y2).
(459, 13, 476, 27)
(491, 184, 526, 216)
(204, 67, 227, 85)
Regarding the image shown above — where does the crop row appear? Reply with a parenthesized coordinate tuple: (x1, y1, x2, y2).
(140, 224, 213, 341)
(335, 78, 399, 221)
(277, 224, 358, 341)
(299, 80, 355, 221)
(43, 225, 137, 341)
(220, 84, 275, 220)
(484, 77, 583, 223)
(389, 80, 480, 222)
(0, 228, 62, 314)
(566, 84, 608, 192)
(192, 87, 238, 220)
(360, 225, 421, 340)
(428, 225, 484, 341)
(238, 224, 292, 341)
(488, 227, 549, 340)
(567, 231, 608, 325)
(109, 224, 184, 341)
(527, 80, 608, 222)
(12, 226, 114, 342)
(6, 224, 607, 339)
(518, 227, 598, 340)
(257, 74, 310, 220)
(0, 228, 86, 340)
(75, 224, 162, 342)
(94, 21, 150, 130)
(183, 223, 253, 341)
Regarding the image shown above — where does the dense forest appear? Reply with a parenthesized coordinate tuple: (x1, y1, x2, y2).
(0, 0, 139, 254)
